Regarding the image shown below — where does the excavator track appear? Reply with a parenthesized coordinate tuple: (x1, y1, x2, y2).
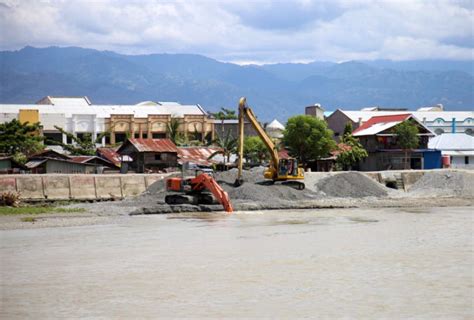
(281, 181, 305, 190)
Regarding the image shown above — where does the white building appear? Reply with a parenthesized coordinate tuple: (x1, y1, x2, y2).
(0, 96, 212, 146)
(428, 133, 474, 169)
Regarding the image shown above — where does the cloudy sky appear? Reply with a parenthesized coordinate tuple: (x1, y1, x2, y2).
(0, 0, 472, 64)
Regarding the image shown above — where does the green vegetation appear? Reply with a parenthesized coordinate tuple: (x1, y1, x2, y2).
(0, 206, 86, 215)
(21, 217, 37, 223)
(212, 108, 237, 120)
(208, 131, 238, 168)
(282, 115, 336, 166)
(48, 126, 109, 155)
(243, 136, 269, 164)
(0, 119, 44, 162)
(336, 123, 368, 170)
(167, 117, 185, 145)
(394, 120, 420, 169)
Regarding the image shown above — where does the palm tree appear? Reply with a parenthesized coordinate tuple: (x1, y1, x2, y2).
(208, 131, 237, 169)
(49, 126, 109, 155)
(167, 117, 183, 145)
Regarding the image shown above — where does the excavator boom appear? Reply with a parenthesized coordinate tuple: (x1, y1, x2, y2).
(235, 97, 305, 188)
(190, 174, 234, 213)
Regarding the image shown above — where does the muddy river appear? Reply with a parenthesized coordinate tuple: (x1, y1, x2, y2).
(1, 207, 472, 319)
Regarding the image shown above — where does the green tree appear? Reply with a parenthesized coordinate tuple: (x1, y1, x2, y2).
(213, 108, 237, 120)
(343, 122, 353, 136)
(282, 115, 336, 166)
(393, 120, 419, 169)
(167, 117, 185, 145)
(48, 126, 108, 155)
(208, 131, 238, 169)
(336, 132, 368, 171)
(0, 119, 44, 162)
(243, 136, 269, 164)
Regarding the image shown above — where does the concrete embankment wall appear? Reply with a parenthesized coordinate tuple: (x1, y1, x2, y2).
(0, 174, 167, 200)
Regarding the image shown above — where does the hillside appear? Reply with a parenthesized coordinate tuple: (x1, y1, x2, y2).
(1, 46, 472, 121)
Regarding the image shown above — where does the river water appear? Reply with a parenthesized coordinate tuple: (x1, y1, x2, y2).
(1, 207, 472, 319)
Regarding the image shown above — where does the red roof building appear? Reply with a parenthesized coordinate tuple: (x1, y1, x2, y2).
(117, 138, 179, 173)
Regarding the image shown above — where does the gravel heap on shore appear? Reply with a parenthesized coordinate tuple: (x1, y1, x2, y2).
(408, 171, 474, 198)
(214, 167, 319, 204)
(314, 172, 388, 198)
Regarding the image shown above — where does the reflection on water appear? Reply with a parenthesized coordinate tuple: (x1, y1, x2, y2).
(1, 207, 472, 319)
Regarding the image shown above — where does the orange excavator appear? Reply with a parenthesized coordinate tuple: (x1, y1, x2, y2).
(165, 170, 233, 213)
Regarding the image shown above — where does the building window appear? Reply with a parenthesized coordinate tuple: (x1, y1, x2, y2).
(67, 135, 73, 144)
(142, 133, 148, 139)
(334, 132, 340, 137)
(465, 156, 469, 165)
(115, 133, 127, 143)
(152, 133, 166, 139)
(43, 132, 63, 145)
(155, 154, 161, 161)
(134, 133, 140, 139)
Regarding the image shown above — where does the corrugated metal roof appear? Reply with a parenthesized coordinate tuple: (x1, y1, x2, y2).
(25, 159, 47, 168)
(97, 147, 121, 166)
(48, 97, 91, 107)
(70, 156, 93, 163)
(25, 157, 97, 168)
(428, 133, 474, 151)
(177, 147, 221, 167)
(125, 138, 178, 153)
(442, 150, 474, 156)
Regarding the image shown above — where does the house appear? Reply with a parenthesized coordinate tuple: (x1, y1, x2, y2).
(117, 138, 178, 173)
(326, 109, 474, 141)
(0, 96, 214, 146)
(352, 114, 438, 171)
(428, 133, 474, 169)
(24, 149, 103, 174)
(70, 156, 119, 172)
(25, 157, 97, 174)
(0, 156, 26, 174)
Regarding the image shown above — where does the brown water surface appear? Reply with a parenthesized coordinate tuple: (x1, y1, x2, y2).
(1, 207, 472, 319)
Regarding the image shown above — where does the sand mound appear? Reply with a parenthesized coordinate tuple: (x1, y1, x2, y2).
(315, 172, 388, 198)
(408, 171, 474, 198)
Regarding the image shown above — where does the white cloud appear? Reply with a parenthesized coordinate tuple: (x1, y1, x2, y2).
(0, 0, 472, 63)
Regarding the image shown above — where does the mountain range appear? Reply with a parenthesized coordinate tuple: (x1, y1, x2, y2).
(1, 46, 472, 121)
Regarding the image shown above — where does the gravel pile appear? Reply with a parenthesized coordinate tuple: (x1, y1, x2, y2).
(315, 172, 388, 198)
(408, 171, 474, 198)
(215, 167, 319, 204)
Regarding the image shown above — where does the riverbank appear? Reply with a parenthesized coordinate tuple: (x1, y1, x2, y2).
(0, 169, 472, 230)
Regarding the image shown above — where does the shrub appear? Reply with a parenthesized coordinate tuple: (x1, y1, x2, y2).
(0, 191, 21, 207)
